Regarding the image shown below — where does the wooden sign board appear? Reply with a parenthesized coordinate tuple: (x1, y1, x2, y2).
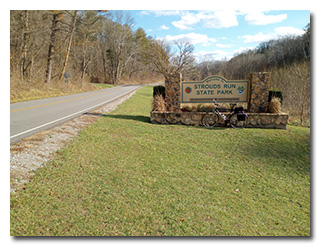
(181, 75, 249, 103)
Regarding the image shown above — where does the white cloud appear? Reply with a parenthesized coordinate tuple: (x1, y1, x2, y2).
(172, 12, 201, 30)
(163, 33, 216, 46)
(233, 46, 257, 54)
(202, 43, 212, 47)
(172, 11, 239, 30)
(194, 50, 232, 61)
(216, 43, 232, 48)
(244, 11, 287, 25)
(274, 26, 305, 36)
(239, 32, 275, 43)
(198, 50, 228, 56)
(160, 25, 169, 30)
(209, 38, 217, 43)
(202, 11, 239, 29)
(238, 26, 305, 43)
(139, 10, 151, 16)
(140, 10, 182, 17)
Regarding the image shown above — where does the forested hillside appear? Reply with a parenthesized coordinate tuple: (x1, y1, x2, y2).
(10, 10, 170, 102)
(10, 11, 167, 85)
(192, 24, 310, 81)
(188, 24, 310, 125)
(10, 10, 310, 125)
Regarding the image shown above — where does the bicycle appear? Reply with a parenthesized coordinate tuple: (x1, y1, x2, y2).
(201, 99, 248, 129)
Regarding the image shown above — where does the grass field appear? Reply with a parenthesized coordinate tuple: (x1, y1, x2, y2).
(10, 86, 310, 236)
(93, 83, 114, 89)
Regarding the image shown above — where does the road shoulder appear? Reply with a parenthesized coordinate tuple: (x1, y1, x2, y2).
(10, 89, 139, 192)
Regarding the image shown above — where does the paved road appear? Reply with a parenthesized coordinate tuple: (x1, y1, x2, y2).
(10, 85, 142, 144)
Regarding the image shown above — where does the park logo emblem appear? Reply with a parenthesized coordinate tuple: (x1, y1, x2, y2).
(237, 85, 245, 95)
(185, 87, 192, 94)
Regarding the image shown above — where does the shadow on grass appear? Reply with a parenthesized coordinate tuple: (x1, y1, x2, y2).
(83, 112, 232, 130)
(242, 133, 310, 174)
(83, 112, 150, 123)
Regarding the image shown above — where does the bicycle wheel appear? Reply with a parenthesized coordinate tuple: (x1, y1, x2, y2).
(201, 112, 220, 128)
(230, 113, 248, 129)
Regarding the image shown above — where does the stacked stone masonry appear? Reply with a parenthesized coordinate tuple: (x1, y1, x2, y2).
(248, 72, 271, 113)
(150, 111, 289, 129)
(164, 73, 181, 112)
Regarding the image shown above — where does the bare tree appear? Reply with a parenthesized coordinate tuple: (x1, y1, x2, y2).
(45, 12, 61, 83)
(171, 40, 194, 74)
(20, 10, 29, 82)
(59, 10, 78, 80)
(147, 39, 195, 79)
(147, 39, 171, 77)
(102, 11, 136, 84)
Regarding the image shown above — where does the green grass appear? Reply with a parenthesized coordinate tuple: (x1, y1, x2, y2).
(10, 86, 310, 236)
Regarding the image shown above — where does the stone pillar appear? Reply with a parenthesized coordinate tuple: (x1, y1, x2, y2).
(248, 72, 271, 113)
(164, 73, 181, 112)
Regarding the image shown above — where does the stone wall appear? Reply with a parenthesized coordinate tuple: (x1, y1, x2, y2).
(153, 71, 288, 129)
(150, 111, 289, 129)
(164, 73, 181, 112)
(248, 72, 271, 113)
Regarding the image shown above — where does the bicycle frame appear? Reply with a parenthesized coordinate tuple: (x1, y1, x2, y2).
(204, 99, 248, 128)
(213, 108, 230, 126)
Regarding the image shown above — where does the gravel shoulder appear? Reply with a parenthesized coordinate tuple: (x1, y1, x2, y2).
(10, 89, 139, 192)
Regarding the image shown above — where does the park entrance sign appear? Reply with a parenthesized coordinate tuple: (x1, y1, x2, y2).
(181, 75, 249, 103)
(151, 72, 289, 129)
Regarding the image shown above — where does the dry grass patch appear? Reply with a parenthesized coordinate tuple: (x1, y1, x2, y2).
(269, 97, 282, 113)
(10, 76, 99, 103)
(152, 94, 166, 112)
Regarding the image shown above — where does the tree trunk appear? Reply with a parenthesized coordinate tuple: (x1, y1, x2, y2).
(29, 56, 34, 81)
(101, 50, 108, 83)
(115, 61, 121, 84)
(81, 56, 90, 80)
(59, 10, 78, 80)
(20, 10, 29, 82)
(45, 13, 59, 83)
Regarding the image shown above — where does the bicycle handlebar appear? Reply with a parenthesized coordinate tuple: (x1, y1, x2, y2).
(213, 99, 239, 111)
(213, 99, 220, 106)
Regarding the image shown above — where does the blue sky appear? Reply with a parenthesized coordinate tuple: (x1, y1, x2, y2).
(128, 10, 310, 61)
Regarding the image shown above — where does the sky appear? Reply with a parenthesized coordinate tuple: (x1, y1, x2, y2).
(128, 10, 310, 62)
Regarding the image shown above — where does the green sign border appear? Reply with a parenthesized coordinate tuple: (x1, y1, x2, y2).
(181, 75, 249, 103)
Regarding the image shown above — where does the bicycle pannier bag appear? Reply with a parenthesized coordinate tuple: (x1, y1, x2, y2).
(237, 113, 246, 121)
(235, 106, 244, 113)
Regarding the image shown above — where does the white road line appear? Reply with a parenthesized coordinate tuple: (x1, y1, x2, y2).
(10, 86, 140, 140)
